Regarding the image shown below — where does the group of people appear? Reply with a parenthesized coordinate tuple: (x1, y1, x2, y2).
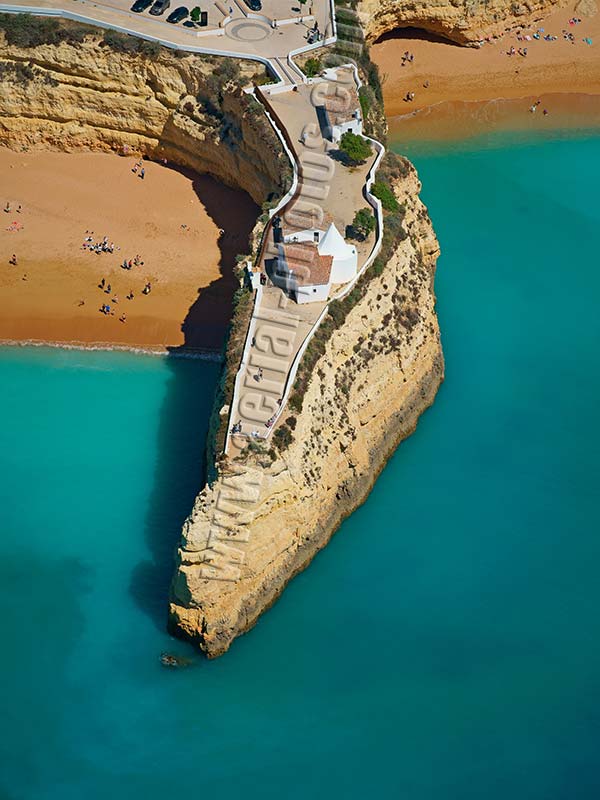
(96, 274, 153, 322)
(508, 17, 592, 51)
(121, 254, 144, 270)
(82, 233, 116, 255)
(401, 50, 415, 66)
(529, 99, 549, 115)
(131, 161, 146, 180)
(99, 303, 127, 323)
(4, 202, 22, 214)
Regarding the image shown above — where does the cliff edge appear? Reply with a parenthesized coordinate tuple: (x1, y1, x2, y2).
(169, 166, 444, 657)
(358, 0, 569, 45)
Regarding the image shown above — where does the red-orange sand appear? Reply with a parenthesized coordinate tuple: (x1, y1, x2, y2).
(372, 1, 600, 141)
(0, 149, 258, 351)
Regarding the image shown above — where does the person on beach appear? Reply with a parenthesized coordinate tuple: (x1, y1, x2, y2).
(119, 314, 127, 323)
(4, 202, 10, 213)
(140, 168, 145, 180)
(100, 278, 105, 289)
(9, 254, 17, 265)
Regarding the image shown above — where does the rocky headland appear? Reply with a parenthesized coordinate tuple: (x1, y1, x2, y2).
(169, 164, 443, 656)
(0, 13, 451, 657)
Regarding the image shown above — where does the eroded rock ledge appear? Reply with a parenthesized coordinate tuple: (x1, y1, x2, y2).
(169, 167, 444, 657)
(358, 0, 569, 45)
(0, 31, 288, 204)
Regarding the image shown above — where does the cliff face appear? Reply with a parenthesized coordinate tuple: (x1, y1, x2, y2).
(169, 166, 444, 657)
(0, 33, 287, 204)
(358, 0, 568, 45)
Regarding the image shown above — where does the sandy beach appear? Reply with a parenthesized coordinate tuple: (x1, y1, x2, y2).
(0, 149, 258, 352)
(372, 2, 600, 141)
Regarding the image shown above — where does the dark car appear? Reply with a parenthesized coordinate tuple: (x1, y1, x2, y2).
(244, 0, 262, 10)
(149, 0, 170, 15)
(131, 0, 153, 11)
(183, 19, 196, 27)
(166, 5, 189, 22)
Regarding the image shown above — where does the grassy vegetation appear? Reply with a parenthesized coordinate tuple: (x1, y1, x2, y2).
(0, 13, 94, 46)
(101, 29, 161, 57)
(371, 180, 400, 212)
(304, 56, 322, 78)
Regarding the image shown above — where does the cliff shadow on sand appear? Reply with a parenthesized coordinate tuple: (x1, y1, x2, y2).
(167, 167, 259, 353)
(128, 171, 258, 633)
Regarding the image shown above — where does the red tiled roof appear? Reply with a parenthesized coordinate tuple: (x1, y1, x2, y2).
(284, 242, 333, 286)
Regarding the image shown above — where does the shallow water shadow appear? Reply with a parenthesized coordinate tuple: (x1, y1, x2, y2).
(129, 169, 258, 631)
(375, 26, 463, 48)
(129, 355, 219, 633)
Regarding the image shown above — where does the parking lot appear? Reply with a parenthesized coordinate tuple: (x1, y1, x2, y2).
(97, 0, 318, 32)
(106, 0, 224, 31)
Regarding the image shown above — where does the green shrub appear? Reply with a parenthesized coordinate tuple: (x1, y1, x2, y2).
(273, 424, 293, 450)
(0, 13, 93, 47)
(0, 61, 35, 84)
(350, 207, 376, 239)
(102, 29, 161, 57)
(358, 85, 373, 118)
(338, 132, 372, 166)
(371, 181, 399, 212)
(304, 57, 321, 78)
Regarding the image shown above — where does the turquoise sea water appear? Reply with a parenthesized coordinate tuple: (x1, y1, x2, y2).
(1, 131, 600, 799)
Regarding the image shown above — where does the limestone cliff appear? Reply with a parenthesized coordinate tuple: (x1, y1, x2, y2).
(0, 31, 288, 204)
(357, 0, 569, 45)
(169, 166, 444, 657)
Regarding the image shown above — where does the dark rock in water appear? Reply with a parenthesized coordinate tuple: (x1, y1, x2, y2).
(160, 652, 193, 668)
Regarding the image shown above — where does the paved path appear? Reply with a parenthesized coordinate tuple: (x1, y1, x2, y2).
(227, 68, 381, 451)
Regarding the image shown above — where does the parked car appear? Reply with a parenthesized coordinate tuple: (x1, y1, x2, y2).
(149, 0, 170, 15)
(183, 19, 196, 28)
(166, 5, 189, 22)
(244, 0, 262, 10)
(131, 0, 153, 11)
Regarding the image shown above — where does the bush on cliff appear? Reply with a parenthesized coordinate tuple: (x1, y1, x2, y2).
(371, 181, 400, 213)
(102, 29, 161, 57)
(0, 13, 93, 47)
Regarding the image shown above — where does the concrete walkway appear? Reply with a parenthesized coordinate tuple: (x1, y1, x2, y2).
(227, 67, 381, 451)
